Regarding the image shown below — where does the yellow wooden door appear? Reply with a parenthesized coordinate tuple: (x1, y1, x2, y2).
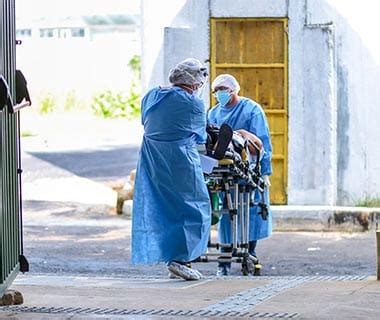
(210, 18, 288, 204)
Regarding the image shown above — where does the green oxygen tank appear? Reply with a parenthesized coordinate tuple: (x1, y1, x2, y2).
(211, 192, 221, 225)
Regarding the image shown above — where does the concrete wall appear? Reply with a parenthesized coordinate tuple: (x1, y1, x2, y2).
(304, 0, 380, 204)
(141, 0, 380, 206)
(287, 0, 338, 205)
(141, 0, 209, 92)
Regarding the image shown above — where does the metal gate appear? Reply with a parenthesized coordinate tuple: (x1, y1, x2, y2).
(210, 18, 288, 204)
(0, 0, 21, 296)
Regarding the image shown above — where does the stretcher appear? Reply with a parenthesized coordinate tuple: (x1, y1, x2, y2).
(198, 124, 268, 275)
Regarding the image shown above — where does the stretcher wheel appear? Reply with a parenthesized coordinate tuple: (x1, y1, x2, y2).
(242, 255, 262, 276)
(241, 255, 255, 276)
(253, 264, 262, 276)
(241, 263, 249, 276)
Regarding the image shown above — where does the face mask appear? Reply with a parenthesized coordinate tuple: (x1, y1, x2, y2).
(215, 90, 232, 107)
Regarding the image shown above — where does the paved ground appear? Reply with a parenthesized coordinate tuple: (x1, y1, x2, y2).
(1, 113, 378, 319)
(1, 275, 379, 319)
(21, 203, 377, 277)
(17, 113, 378, 277)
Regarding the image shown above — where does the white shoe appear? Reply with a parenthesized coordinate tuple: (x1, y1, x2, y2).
(167, 262, 202, 281)
(169, 267, 203, 279)
(191, 268, 203, 279)
(168, 271, 181, 279)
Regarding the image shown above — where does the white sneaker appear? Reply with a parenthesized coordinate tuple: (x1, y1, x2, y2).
(168, 271, 181, 279)
(167, 262, 202, 281)
(191, 268, 203, 279)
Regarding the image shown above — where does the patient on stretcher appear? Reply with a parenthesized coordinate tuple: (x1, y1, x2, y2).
(206, 123, 264, 166)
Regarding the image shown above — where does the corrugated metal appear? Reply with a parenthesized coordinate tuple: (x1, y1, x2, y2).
(0, 0, 21, 296)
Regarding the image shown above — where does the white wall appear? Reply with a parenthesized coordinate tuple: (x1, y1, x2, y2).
(15, 0, 141, 110)
(287, 0, 339, 205)
(141, 0, 380, 205)
(210, 0, 287, 17)
(305, 0, 380, 204)
(15, 29, 140, 109)
(141, 0, 209, 96)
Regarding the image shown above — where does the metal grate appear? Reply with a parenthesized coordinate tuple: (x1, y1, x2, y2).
(75, 274, 369, 282)
(37, 274, 369, 281)
(203, 277, 308, 313)
(0, 305, 299, 318)
(201, 275, 369, 313)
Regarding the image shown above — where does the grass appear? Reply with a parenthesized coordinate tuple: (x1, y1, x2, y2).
(356, 197, 380, 208)
(21, 130, 36, 137)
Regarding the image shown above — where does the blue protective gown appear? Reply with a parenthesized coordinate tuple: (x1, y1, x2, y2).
(208, 97, 273, 242)
(132, 86, 211, 264)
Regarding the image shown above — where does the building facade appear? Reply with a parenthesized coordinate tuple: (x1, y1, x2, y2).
(141, 0, 380, 206)
(16, 11, 141, 104)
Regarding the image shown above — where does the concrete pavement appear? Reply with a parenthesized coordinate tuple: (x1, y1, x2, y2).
(1, 274, 379, 319)
(8, 113, 379, 319)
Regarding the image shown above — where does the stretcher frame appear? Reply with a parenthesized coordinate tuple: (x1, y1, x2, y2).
(199, 137, 268, 276)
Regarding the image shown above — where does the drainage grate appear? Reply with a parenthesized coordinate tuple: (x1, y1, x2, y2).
(205, 275, 370, 282)
(27, 274, 368, 281)
(0, 305, 298, 318)
(201, 275, 369, 313)
(203, 277, 308, 313)
(312, 275, 369, 281)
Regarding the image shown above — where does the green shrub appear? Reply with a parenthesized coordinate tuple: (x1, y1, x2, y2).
(128, 54, 141, 78)
(38, 93, 56, 114)
(91, 55, 141, 119)
(356, 196, 380, 208)
(92, 90, 126, 118)
(64, 90, 79, 112)
(91, 88, 141, 119)
(126, 80, 141, 117)
(21, 130, 36, 137)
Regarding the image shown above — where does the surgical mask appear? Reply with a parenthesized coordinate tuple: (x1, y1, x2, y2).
(215, 90, 231, 107)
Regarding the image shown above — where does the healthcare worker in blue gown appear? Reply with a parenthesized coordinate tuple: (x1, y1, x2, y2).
(131, 58, 211, 281)
(208, 74, 273, 276)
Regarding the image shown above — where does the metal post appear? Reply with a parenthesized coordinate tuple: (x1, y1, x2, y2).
(377, 230, 380, 281)
(239, 186, 244, 246)
(245, 189, 250, 247)
(233, 182, 239, 250)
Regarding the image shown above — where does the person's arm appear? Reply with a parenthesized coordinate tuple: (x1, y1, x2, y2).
(249, 108, 272, 176)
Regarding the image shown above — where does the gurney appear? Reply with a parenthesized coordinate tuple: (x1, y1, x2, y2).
(198, 124, 268, 275)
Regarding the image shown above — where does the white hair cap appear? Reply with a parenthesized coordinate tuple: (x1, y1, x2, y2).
(168, 58, 208, 86)
(212, 74, 240, 93)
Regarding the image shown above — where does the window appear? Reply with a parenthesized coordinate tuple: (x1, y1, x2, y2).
(58, 28, 70, 38)
(40, 28, 54, 38)
(38, 27, 86, 39)
(16, 29, 32, 37)
(71, 28, 85, 37)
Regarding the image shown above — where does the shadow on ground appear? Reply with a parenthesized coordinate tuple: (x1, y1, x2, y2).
(28, 144, 139, 183)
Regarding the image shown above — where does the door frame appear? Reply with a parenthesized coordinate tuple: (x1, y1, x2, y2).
(210, 17, 289, 204)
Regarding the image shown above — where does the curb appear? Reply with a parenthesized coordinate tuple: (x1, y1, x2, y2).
(272, 205, 380, 232)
